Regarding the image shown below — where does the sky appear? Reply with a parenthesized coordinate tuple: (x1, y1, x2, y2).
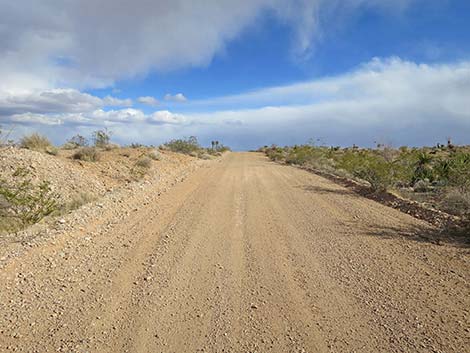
(0, 0, 469, 150)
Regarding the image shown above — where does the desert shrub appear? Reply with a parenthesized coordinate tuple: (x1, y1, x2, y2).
(92, 129, 111, 147)
(163, 136, 201, 155)
(45, 146, 59, 156)
(441, 188, 470, 215)
(147, 150, 161, 161)
(131, 156, 152, 178)
(411, 152, 435, 184)
(199, 153, 212, 160)
(135, 156, 152, 169)
(266, 146, 286, 162)
(64, 134, 88, 149)
(217, 145, 231, 153)
(0, 168, 59, 232)
(446, 152, 470, 186)
(285, 146, 313, 165)
(337, 151, 394, 192)
(20, 133, 52, 152)
(130, 143, 144, 148)
(73, 147, 100, 162)
(104, 143, 120, 151)
(62, 192, 96, 212)
(413, 179, 431, 192)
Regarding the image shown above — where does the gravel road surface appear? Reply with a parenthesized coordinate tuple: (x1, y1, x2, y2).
(1, 153, 468, 352)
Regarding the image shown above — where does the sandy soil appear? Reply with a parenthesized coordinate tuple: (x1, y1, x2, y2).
(0, 152, 469, 353)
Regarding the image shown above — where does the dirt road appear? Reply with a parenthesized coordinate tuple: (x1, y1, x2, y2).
(1, 153, 469, 352)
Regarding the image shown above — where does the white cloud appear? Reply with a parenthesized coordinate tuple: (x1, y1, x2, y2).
(9, 113, 63, 126)
(2, 108, 185, 129)
(179, 58, 470, 148)
(0, 0, 417, 91)
(189, 57, 470, 111)
(0, 89, 133, 117)
(0, 89, 102, 116)
(148, 111, 186, 125)
(102, 96, 133, 107)
(138, 96, 160, 106)
(2, 58, 469, 149)
(164, 93, 188, 103)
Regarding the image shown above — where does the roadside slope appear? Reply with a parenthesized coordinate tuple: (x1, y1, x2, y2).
(0, 153, 468, 352)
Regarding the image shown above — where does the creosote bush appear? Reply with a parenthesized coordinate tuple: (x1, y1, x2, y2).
(0, 168, 59, 233)
(163, 136, 201, 155)
(264, 143, 470, 219)
(72, 147, 100, 162)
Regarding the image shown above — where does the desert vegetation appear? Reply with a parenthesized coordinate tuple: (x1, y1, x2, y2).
(262, 142, 470, 233)
(0, 129, 228, 235)
(0, 167, 59, 233)
(72, 147, 101, 162)
(161, 136, 231, 158)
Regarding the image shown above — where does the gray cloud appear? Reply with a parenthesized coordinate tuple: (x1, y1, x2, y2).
(0, 89, 132, 118)
(0, 0, 417, 91)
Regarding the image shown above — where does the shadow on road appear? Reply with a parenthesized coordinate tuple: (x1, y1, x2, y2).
(361, 223, 470, 248)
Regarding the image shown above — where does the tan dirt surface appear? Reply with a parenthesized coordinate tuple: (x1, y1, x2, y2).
(0, 152, 469, 353)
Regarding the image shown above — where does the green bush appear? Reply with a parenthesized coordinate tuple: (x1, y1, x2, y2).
(20, 133, 52, 152)
(266, 146, 286, 162)
(263, 143, 470, 221)
(72, 147, 100, 162)
(163, 136, 201, 155)
(341, 152, 394, 192)
(0, 168, 59, 232)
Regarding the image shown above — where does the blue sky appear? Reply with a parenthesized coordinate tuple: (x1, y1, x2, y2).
(1, 0, 469, 149)
(90, 0, 470, 107)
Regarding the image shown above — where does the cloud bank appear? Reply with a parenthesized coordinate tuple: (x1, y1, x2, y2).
(2, 58, 469, 149)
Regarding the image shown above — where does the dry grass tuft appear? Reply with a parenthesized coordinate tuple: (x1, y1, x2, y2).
(72, 147, 100, 162)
